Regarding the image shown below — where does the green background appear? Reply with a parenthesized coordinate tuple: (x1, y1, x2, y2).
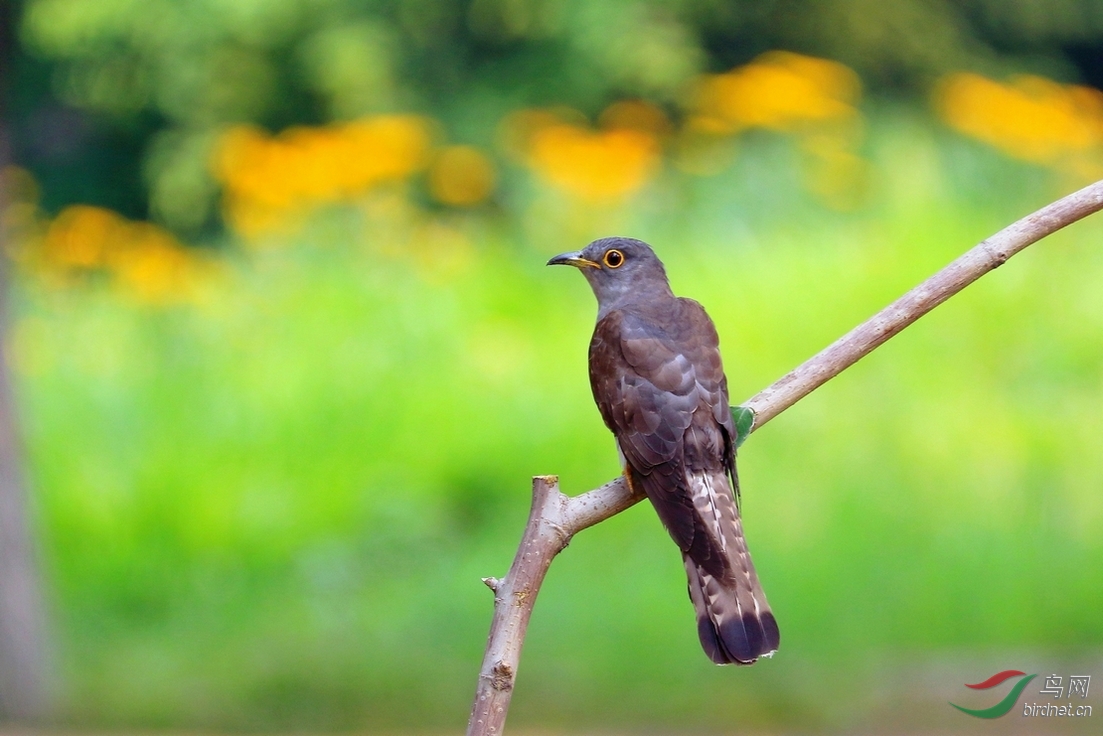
(4, 0, 1103, 732)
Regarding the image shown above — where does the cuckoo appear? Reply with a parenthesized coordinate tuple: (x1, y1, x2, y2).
(548, 236, 779, 665)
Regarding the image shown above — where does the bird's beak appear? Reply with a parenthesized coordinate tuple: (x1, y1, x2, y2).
(547, 250, 600, 269)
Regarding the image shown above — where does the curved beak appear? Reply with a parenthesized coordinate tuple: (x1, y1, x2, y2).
(547, 250, 599, 269)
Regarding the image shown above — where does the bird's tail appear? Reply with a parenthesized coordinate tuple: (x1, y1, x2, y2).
(684, 539, 780, 665)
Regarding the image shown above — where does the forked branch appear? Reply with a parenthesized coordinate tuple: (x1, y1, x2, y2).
(466, 178, 1103, 736)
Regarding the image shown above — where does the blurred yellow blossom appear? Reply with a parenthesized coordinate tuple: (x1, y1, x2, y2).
(213, 115, 434, 236)
(42, 204, 122, 269)
(503, 103, 663, 201)
(497, 106, 589, 162)
(528, 125, 660, 200)
(691, 51, 861, 134)
(935, 72, 1103, 175)
(681, 52, 869, 208)
(428, 145, 497, 206)
(597, 99, 673, 139)
(40, 205, 207, 302)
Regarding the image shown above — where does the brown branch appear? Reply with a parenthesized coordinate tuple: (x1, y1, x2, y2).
(743, 178, 1103, 429)
(465, 476, 640, 736)
(465, 178, 1103, 736)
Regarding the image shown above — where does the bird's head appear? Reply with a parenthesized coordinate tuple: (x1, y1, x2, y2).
(547, 236, 673, 315)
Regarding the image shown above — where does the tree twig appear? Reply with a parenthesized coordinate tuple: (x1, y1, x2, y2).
(465, 178, 1103, 736)
(465, 476, 641, 736)
(743, 178, 1103, 429)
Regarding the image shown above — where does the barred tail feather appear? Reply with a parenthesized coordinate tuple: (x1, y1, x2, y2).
(685, 555, 780, 664)
(679, 468, 780, 664)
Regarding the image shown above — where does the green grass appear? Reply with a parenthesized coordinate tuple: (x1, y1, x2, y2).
(13, 112, 1103, 732)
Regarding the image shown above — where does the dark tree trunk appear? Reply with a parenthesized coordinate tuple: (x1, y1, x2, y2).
(0, 0, 50, 721)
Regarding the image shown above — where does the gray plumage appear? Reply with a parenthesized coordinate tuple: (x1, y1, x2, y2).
(549, 236, 779, 665)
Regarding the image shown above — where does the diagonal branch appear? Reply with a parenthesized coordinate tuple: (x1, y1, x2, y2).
(742, 178, 1103, 429)
(465, 178, 1103, 736)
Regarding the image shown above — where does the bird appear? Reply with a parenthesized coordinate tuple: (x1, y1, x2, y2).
(548, 236, 779, 665)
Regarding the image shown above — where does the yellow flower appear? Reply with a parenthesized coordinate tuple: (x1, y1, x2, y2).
(692, 51, 861, 133)
(497, 107, 589, 163)
(110, 223, 205, 303)
(428, 146, 497, 206)
(597, 99, 673, 139)
(213, 115, 434, 236)
(935, 72, 1103, 165)
(504, 103, 664, 201)
(42, 205, 125, 269)
(41, 205, 204, 302)
(682, 51, 868, 206)
(528, 124, 661, 201)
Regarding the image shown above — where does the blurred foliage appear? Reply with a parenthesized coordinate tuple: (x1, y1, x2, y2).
(8, 0, 1103, 234)
(7, 121, 1103, 732)
(3, 0, 1103, 733)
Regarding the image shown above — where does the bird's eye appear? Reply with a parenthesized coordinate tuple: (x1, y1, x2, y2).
(603, 249, 625, 268)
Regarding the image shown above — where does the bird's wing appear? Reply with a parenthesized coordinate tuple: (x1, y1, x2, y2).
(589, 300, 737, 580)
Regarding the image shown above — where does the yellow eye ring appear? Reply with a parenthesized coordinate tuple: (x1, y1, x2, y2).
(603, 249, 625, 268)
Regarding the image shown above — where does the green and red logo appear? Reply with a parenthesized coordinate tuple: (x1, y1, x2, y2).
(950, 670, 1036, 718)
